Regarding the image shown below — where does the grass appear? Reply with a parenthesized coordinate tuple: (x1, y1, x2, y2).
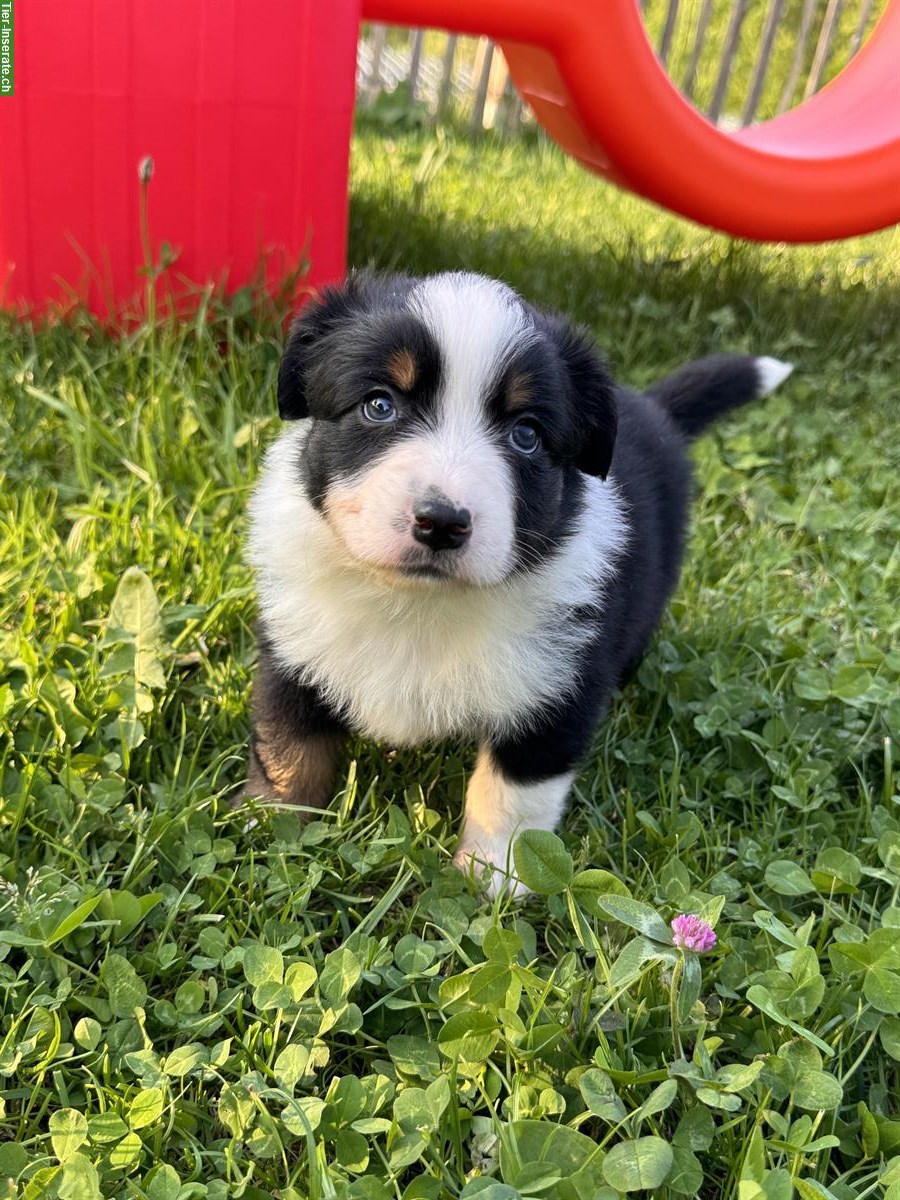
(1, 124, 899, 1199)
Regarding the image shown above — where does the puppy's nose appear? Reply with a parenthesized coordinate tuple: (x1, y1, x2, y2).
(412, 500, 472, 552)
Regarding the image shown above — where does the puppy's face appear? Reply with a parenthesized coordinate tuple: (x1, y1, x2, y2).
(277, 273, 617, 586)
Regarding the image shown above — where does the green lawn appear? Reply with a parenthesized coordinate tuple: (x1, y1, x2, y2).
(1, 125, 899, 1200)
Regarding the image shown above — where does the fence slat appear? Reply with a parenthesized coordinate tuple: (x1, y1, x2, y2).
(436, 34, 458, 119)
(407, 29, 424, 101)
(659, 0, 681, 67)
(682, 0, 715, 101)
(484, 50, 509, 129)
(742, 0, 786, 126)
(365, 25, 387, 107)
(777, 0, 818, 112)
(805, 0, 845, 98)
(471, 39, 495, 132)
(847, 0, 877, 59)
(504, 85, 525, 137)
(708, 0, 749, 123)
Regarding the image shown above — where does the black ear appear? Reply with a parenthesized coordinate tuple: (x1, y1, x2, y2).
(277, 280, 365, 420)
(277, 316, 314, 420)
(547, 317, 618, 478)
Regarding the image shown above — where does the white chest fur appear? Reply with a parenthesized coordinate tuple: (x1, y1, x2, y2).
(249, 429, 627, 746)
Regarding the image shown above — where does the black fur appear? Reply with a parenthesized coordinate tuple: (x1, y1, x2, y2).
(248, 633, 347, 808)
(278, 274, 419, 420)
(645, 352, 764, 438)
(496, 388, 696, 782)
(535, 313, 619, 478)
(495, 353, 776, 783)
(280, 277, 444, 511)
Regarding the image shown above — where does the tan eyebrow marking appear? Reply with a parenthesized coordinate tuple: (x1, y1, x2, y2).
(506, 371, 533, 412)
(385, 349, 417, 392)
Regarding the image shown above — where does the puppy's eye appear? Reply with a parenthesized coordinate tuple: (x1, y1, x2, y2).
(509, 419, 542, 455)
(361, 391, 397, 424)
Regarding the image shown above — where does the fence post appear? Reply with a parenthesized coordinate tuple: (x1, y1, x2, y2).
(805, 0, 845, 98)
(471, 40, 495, 132)
(708, 0, 749, 123)
(659, 0, 681, 68)
(503, 83, 525, 137)
(847, 0, 877, 59)
(436, 34, 458, 120)
(682, 0, 715, 102)
(365, 25, 387, 107)
(742, 0, 785, 126)
(777, 0, 817, 111)
(483, 48, 509, 129)
(408, 29, 424, 101)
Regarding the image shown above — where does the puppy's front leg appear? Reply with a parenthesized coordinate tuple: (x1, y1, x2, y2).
(246, 638, 346, 811)
(454, 746, 575, 899)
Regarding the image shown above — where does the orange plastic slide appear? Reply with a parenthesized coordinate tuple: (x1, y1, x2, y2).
(363, 0, 900, 241)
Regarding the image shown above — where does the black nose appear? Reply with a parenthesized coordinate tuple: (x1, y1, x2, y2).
(412, 500, 472, 551)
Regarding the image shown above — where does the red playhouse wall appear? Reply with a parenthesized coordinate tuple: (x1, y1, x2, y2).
(0, 0, 360, 316)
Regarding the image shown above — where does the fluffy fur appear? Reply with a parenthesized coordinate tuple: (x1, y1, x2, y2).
(251, 426, 626, 745)
(247, 270, 793, 895)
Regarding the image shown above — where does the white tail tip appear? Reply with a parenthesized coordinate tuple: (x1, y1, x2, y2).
(755, 356, 794, 396)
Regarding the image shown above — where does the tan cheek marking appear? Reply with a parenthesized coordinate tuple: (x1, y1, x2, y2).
(325, 466, 412, 565)
(506, 372, 533, 412)
(322, 488, 364, 548)
(327, 491, 363, 519)
(386, 349, 417, 392)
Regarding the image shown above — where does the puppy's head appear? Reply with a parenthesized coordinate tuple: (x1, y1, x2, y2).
(278, 272, 617, 586)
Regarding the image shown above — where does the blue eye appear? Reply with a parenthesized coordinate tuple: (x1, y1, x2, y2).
(509, 420, 541, 455)
(361, 391, 397, 423)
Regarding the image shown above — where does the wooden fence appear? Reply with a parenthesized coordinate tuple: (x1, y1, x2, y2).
(358, 0, 885, 133)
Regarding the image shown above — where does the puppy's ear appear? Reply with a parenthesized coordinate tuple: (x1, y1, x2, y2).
(547, 317, 618, 479)
(277, 316, 315, 420)
(277, 281, 364, 420)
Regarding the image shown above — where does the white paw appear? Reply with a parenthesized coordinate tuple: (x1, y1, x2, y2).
(453, 839, 531, 901)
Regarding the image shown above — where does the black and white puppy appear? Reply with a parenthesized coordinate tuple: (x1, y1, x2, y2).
(247, 271, 792, 896)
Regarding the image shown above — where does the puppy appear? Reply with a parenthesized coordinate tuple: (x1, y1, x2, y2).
(247, 271, 792, 896)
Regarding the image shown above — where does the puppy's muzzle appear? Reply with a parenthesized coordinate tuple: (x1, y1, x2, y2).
(412, 499, 472, 552)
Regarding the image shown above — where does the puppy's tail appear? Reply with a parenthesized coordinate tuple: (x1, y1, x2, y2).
(645, 354, 793, 439)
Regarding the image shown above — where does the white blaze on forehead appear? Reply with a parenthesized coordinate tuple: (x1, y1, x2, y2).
(408, 273, 535, 433)
(401, 274, 533, 578)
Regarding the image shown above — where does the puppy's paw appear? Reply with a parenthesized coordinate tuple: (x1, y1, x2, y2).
(453, 838, 530, 901)
(239, 747, 336, 817)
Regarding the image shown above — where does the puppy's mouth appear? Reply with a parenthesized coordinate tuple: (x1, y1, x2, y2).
(363, 551, 484, 589)
(396, 560, 457, 582)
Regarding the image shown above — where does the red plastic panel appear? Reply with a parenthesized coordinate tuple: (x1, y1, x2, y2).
(0, 0, 360, 315)
(363, 0, 900, 242)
